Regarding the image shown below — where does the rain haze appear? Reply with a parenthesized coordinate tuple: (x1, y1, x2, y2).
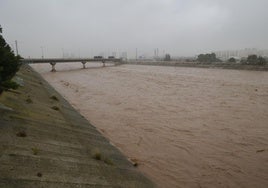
(1, 1, 268, 188)
(1, 0, 268, 58)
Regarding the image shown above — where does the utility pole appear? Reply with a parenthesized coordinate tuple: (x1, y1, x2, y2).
(15, 40, 19, 56)
(136, 48, 138, 60)
(41, 46, 44, 59)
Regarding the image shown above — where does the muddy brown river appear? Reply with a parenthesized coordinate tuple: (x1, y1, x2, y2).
(32, 63, 268, 188)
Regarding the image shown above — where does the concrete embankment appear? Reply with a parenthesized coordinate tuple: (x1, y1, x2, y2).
(0, 64, 155, 188)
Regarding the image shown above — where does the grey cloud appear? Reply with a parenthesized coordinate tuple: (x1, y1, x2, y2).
(1, 0, 267, 58)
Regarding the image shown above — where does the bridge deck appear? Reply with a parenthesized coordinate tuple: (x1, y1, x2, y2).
(21, 58, 122, 64)
(20, 58, 123, 72)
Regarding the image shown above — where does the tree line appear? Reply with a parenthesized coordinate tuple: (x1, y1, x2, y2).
(197, 52, 267, 65)
(197, 53, 221, 63)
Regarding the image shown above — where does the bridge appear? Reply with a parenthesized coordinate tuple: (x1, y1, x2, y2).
(20, 58, 122, 72)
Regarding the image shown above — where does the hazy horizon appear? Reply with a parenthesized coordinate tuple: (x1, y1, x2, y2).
(1, 0, 268, 58)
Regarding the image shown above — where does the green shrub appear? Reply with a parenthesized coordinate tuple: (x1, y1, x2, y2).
(93, 151, 102, 160)
(16, 130, 27, 137)
(51, 106, 60, 111)
(31, 147, 39, 155)
(26, 97, 33, 104)
(103, 158, 114, 166)
(50, 95, 59, 101)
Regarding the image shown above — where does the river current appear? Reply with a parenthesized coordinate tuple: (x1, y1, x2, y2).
(32, 63, 268, 188)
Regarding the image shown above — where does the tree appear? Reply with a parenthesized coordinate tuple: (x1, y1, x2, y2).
(246, 54, 266, 65)
(228, 57, 236, 63)
(164, 54, 171, 61)
(197, 53, 221, 63)
(257, 56, 266, 65)
(0, 25, 21, 94)
(247, 54, 258, 64)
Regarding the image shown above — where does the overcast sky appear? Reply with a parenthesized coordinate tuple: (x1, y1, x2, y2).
(1, 0, 268, 58)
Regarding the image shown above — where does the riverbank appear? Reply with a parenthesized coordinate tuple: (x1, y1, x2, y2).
(0, 64, 155, 188)
(125, 61, 268, 71)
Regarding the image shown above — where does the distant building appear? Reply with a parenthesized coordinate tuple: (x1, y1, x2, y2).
(112, 52, 117, 58)
(120, 52, 128, 60)
(214, 48, 268, 60)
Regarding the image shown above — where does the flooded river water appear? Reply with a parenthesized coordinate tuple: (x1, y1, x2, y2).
(32, 63, 268, 188)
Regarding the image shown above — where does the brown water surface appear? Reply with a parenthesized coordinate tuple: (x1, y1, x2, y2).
(32, 63, 268, 188)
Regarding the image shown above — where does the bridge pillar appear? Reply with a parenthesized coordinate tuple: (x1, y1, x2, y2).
(81, 61, 86, 69)
(102, 60, 106, 67)
(50, 62, 56, 72)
